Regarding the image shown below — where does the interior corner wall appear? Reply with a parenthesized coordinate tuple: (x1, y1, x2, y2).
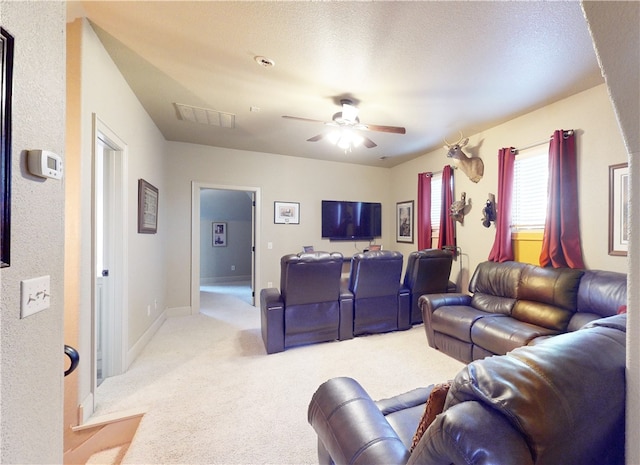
(164, 143, 392, 312)
(581, 2, 640, 463)
(0, 1, 66, 462)
(70, 18, 168, 406)
(391, 83, 628, 290)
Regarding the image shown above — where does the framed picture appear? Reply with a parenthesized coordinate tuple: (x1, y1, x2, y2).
(212, 222, 227, 247)
(396, 200, 414, 243)
(138, 179, 159, 234)
(1, 27, 14, 268)
(274, 201, 300, 224)
(608, 162, 629, 256)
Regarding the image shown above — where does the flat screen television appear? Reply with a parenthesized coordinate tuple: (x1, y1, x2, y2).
(321, 200, 382, 241)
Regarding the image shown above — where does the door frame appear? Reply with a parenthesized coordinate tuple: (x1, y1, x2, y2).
(191, 182, 260, 312)
(90, 114, 129, 416)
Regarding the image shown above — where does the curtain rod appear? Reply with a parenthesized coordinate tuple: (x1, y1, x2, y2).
(422, 169, 444, 177)
(511, 129, 574, 153)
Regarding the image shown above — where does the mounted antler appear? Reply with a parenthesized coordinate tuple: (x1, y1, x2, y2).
(443, 132, 484, 183)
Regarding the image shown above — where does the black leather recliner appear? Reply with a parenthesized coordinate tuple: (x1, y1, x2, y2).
(346, 250, 410, 335)
(260, 251, 353, 354)
(402, 249, 454, 325)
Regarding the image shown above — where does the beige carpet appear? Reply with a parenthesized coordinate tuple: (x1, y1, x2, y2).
(91, 284, 464, 464)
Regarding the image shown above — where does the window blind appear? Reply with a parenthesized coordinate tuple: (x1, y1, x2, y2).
(430, 172, 442, 227)
(512, 146, 548, 230)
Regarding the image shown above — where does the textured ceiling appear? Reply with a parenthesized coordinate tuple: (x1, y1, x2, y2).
(69, 1, 604, 167)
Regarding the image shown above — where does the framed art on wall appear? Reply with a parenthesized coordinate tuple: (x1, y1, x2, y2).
(396, 200, 414, 243)
(608, 162, 629, 256)
(1, 27, 14, 268)
(212, 222, 227, 247)
(274, 201, 300, 224)
(138, 179, 159, 234)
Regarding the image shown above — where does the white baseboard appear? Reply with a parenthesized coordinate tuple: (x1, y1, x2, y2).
(126, 311, 167, 370)
(80, 392, 94, 425)
(200, 275, 251, 286)
(166, 306, 192, 317)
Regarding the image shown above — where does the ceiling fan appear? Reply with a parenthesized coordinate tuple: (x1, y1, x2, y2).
(282, 99, 406, 150)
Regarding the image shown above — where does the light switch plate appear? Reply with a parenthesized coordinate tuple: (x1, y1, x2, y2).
(20, 275, 51, 318)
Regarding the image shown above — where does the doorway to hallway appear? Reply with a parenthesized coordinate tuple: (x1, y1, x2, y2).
(190, 183, 261, 314)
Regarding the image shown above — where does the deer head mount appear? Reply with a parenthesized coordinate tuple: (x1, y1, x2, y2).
(444, 134, 484, 183)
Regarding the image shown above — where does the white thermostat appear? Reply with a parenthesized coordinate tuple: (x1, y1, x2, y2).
(27, 150, 63, 179)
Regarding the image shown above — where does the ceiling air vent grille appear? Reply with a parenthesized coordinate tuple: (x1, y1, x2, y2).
(175, 103, 235, 129)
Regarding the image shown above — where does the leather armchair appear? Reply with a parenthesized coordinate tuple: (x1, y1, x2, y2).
(260, 251, 353, 354)
(347, 250, 410, 335)
(402, 249, 454, 324)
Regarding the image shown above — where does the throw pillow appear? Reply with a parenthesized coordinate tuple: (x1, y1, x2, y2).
(410, 381, 451, 452)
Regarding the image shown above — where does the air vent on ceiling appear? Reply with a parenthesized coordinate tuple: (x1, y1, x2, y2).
(175, 103, 235, 129)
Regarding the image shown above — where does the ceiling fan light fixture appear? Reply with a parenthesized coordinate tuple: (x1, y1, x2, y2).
(328, 128, 363, 152)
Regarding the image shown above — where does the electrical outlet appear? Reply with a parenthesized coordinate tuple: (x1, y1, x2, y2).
(231, 265, 236, 271)
(147, 305, 151, 316)
(267, 281, 273, 288)
(20, 275, 51, 318)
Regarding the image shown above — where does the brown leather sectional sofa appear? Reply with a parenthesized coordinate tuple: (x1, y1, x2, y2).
(419, 260, 627, 363)
(308, 314, 627, 464)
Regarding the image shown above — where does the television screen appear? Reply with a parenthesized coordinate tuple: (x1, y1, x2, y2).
(321, 200, 382, 241)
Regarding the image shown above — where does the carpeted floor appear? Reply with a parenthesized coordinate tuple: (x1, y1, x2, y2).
(90, 283, 464, 464)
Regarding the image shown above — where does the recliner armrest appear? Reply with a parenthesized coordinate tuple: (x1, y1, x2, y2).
(260, 288, 284, 354)
(339, 289, 354, 340)
(398, 285, 411, 330)
(419, 293, 472, 347)
(308, 377, 410, 465)
(260, 287, 283, 309)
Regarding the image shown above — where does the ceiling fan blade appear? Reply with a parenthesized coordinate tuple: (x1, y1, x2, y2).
(282, 115, 327, 124)
(307, 134, 324, 142)
(358, 123, 406, 134)
(362, 137, 377, 148)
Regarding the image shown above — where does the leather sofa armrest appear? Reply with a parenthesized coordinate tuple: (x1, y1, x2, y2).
(419, 293, 472, 347)
(339, 288, 354, 341)
(308, 377, 410, 465)
(398, 285, 411, 330)
(260, 288, 284, 354)
(410, 401, 533, 465)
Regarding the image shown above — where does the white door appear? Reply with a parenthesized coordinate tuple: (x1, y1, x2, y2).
(90, 115, 128, 417)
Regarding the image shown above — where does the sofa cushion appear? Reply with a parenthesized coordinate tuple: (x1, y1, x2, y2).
(468, 261, 525, 315)
(576, 269, 626, 317)
(470, 316, 561, 355)
(431, 306, 503, 343)
(512, 265, 583, 330)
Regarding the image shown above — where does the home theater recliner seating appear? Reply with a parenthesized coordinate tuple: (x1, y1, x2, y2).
(261, 249, 455, 353)
(419, 260, 627, 363)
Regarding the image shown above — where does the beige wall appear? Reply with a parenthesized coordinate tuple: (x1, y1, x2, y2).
(393, 83, 628, 291)
(0, 1, 66, 462)
(164, 144, 392, 311)
(66, 18, 169, 417)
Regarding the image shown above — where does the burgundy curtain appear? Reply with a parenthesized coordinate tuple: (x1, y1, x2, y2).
(488, 148, 515, 262)
(437, 166, 455, 249)
(539, 130, 585, 268)
(417, 172, 432, 250)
